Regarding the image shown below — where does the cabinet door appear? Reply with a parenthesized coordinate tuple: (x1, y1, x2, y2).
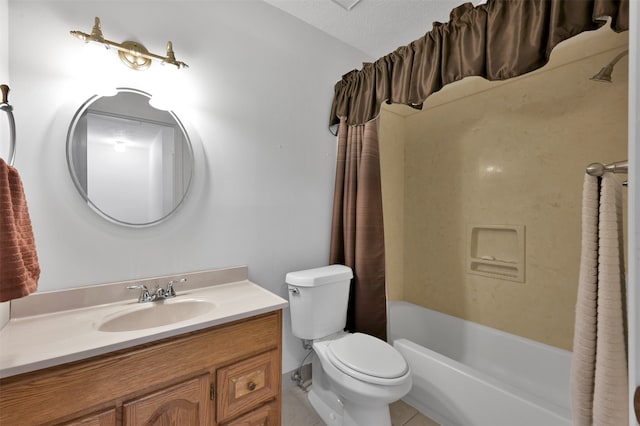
(62, 409, 117, 426)
(223, 401, 278, 426)
(123, 375, 210, 426)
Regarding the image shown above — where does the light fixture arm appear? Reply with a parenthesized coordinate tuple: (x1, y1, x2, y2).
(70, 17, 188, 70)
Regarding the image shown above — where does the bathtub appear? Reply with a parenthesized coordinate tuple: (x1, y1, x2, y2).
(388, 301, 572, 426)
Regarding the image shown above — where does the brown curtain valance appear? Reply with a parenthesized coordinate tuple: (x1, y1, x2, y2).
(329, 0, 629, 132)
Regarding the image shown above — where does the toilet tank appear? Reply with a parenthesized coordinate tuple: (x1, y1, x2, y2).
(286, 265, 353, 340)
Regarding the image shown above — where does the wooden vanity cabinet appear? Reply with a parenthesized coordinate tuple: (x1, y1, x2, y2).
(62, 409, 117, 426)
(0, 311, 282, 426)
(223, 401, 279, 426)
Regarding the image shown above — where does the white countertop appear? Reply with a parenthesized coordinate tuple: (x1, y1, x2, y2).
(0, 268, 288, 379)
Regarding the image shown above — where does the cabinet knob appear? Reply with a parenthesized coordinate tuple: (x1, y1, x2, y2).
(248, 382, 256, 391)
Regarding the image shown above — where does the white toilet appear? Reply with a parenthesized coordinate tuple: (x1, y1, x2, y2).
(286, 265, 412, 426)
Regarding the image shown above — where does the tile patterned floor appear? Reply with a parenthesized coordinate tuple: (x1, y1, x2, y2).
(282, 385, 439, 426)
(282, 384, 324, 426)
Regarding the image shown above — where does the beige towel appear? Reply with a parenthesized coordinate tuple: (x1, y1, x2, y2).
(572, 174, 599, 426)
(571, 173, 628, 426)
(0, 158, 39, 302)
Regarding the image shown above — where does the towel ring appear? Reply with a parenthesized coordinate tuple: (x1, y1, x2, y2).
(1, 84, 16, 167)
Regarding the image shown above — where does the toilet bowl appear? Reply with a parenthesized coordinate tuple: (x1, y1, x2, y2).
(286, 265, 412, 426)
(312, 332, 412, 425)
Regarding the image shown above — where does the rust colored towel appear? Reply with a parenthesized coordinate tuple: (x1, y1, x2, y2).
(571, 173, 628, 426)
(0, 158, 39, 302)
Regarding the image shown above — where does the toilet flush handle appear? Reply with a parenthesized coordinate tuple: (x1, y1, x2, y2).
(288, 287, 300, 295)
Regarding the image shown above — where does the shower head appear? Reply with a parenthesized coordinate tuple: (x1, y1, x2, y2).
(590, 49, 628, 83)
(590, 64, 614, 82)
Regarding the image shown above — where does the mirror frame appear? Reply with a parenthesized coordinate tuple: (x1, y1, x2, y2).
(66, 88, 194, 227)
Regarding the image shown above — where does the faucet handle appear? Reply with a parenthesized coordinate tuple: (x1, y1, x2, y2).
(127, 285, 152, 303)
(152, 284, 165, 298)
(166, 278, 187, 298)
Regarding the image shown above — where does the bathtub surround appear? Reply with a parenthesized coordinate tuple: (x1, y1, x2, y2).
(328, 0, 628, 347)
(380, 26, 629, 351)
(572, 174, 628, 426)
(330, 118, 387, 340)
(378, 112, 405, 302)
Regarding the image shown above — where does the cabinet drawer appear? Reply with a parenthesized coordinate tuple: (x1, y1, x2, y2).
(223, 401, 279, 426)
(216, 351, 278, 422)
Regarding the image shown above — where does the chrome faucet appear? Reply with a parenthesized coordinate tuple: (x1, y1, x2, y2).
(127, 278, 188, 303)
(127, 284, 153, 303)
(165, 278, 187, 298)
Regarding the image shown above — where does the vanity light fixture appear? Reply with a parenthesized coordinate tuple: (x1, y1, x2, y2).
(70, 17, 188, 71)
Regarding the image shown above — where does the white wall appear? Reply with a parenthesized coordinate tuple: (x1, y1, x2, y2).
(628, 2, 639, 423)
(7, 0, 370, 372)
(0, 0, 7, 86)
(0, 0, 10, 328)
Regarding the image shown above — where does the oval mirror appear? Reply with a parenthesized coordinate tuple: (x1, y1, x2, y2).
(66, 88, 194, 227)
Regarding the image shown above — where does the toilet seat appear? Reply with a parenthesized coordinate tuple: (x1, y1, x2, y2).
(326, 333, 409, 386)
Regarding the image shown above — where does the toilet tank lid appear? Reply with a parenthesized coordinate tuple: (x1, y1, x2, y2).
(285, 265, 353, 287)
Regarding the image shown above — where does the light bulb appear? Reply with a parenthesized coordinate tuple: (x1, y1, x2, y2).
(148, 62, 181, 111)
(83, 42, 117, 97)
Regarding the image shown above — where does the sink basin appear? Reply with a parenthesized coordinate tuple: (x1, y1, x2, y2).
(98, 299, 215, 332)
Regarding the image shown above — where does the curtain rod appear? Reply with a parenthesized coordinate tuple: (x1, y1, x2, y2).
(586, 160, 628, 176)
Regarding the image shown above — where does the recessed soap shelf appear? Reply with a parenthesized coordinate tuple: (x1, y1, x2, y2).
(467, 225, 525, 283)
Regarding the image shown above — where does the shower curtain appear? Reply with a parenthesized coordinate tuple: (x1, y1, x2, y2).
(327, 0, 628, 341)
(330, 117, 386, 340)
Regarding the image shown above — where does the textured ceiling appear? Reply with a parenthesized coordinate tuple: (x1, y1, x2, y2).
(263, 0, 487, 59)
